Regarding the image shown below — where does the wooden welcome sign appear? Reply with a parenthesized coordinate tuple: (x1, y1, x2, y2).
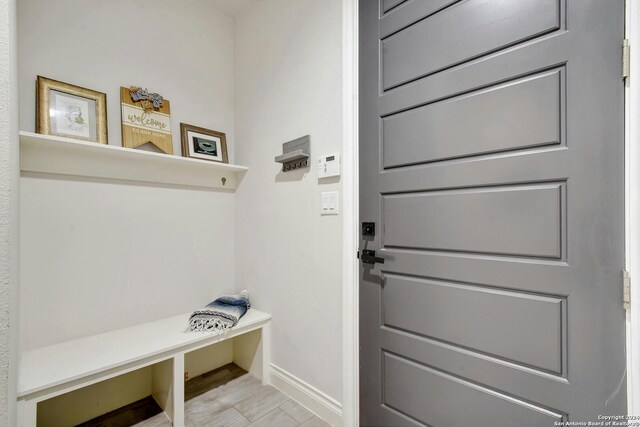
(120, 86, 173, 154)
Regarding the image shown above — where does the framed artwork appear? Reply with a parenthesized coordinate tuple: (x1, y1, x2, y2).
(121, 86, 173, 154)
(180, 123, 229, 164)
(36, 76, 108, 144)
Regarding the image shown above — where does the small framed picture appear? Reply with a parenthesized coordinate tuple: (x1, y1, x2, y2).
(180, 123, 228, 163)
(36, 76, 108, 144)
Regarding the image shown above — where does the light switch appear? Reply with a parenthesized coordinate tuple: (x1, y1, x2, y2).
(321, 191, 339, 215)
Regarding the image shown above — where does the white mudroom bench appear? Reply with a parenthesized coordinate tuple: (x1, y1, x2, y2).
(17, 308, 271, 427)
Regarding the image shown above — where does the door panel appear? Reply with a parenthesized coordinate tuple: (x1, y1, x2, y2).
(379, 326, 572, 413)
(379, 0, 458, 39)
(381, 0, 561, 90)
(382, 69, 562, 168)
(383, 353, 564, 426)
(360, 0, 626, 425)
(381, 0, 407, 14)
(383, 274, 565, 374)
(383, 183, 563, 258)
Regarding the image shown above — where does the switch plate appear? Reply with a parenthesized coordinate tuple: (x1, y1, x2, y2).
(318, 153, 341, 179)
(321, 191, 339, 215)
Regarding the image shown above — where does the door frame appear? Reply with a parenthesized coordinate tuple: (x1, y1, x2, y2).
(341, 0, 359, 425)
(342, 0, 640, 423)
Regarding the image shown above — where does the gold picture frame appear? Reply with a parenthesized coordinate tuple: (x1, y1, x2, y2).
(180, 123, 229, 164)
(36, 76, 108, 144)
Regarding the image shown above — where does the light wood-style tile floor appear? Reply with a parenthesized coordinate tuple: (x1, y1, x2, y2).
(135, 365, 331, 427)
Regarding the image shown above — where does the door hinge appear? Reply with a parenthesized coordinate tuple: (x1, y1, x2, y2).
(623, 39, 631, 80)
(624, 270, 631, 311)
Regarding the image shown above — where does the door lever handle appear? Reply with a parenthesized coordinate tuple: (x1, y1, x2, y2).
(361, 249, 385, 265)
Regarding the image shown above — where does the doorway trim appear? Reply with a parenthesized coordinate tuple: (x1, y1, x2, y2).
(342, 0, 359, 425)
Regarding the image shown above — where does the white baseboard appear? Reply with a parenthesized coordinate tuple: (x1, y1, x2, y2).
(269, 364, 343, 426)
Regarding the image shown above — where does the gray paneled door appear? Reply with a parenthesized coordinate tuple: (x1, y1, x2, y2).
(359, 1, 626, 425)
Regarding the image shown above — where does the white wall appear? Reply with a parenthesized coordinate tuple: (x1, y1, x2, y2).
(234, 0, 343, 403)
(0, 0, 19, 424)
(18, 0, 235, 161)
(17, 0, 238, 350)
(20, 178, 236, 350)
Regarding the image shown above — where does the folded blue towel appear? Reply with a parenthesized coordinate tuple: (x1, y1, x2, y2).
(187, 290, 251, 334)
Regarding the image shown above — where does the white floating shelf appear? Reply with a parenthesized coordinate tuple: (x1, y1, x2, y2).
(20, 131, 248, 190)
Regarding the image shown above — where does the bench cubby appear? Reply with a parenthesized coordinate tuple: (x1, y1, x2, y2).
(17, 309, 271, 427)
